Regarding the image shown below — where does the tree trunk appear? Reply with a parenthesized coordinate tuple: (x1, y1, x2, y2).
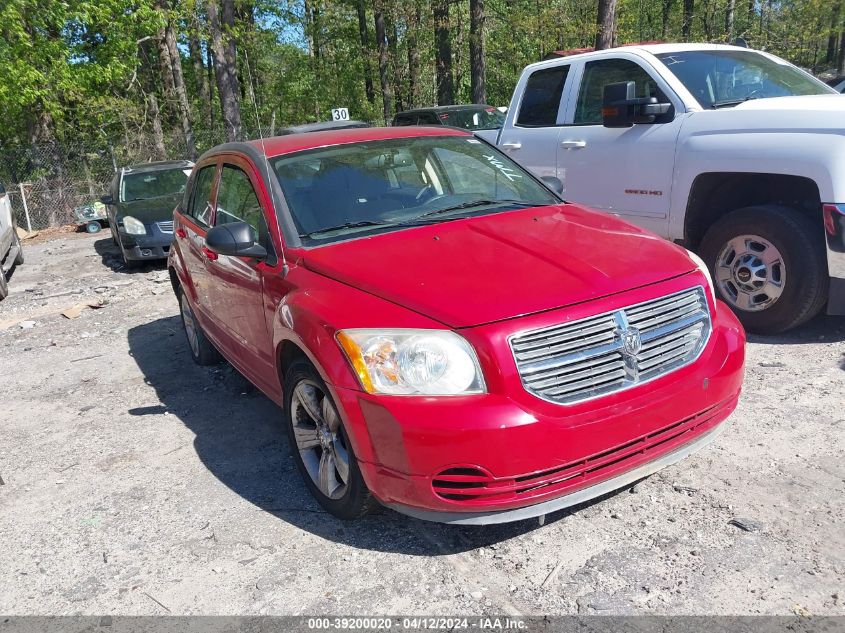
(356, 0, 375, 104)
(469, 0, 486, 103)
(662, 0, 674, 39)
(406, 4, 421, 108)
(595, 0, 618, 49)
(839, 29, 845, 73)
(148, 93, 167, 160)
(164, 22, 197, 159)
(374, 4, 393, 123)
(188, 24, 212, 124)
(207, 0, 242, 141)
(155, 21, 176, 116)
(433, 0, 453, 105)
(386, 8, 404, 112)
(725, 0, 735, 40)
(206, 45, 216, 129)
(682, 0, 694, 40)
(827, 2, 841, 64)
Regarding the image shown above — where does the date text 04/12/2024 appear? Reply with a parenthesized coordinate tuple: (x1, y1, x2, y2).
(306, 617, 528, 630)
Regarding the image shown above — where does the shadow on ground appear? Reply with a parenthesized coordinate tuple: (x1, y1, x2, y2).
(127, 315, 621, 555)
(746, 312, 845, 346)
(93, 237, 167, 274)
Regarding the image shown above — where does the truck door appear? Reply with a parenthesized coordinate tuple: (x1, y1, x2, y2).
(557, 56, 684, 237)
(497, 63, 573, 180)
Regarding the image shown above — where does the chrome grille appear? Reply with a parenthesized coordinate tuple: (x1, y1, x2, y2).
(157, 220, 174, 233)
(510, 287, 711, 405)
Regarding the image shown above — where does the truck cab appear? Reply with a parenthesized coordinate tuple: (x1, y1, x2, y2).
(490, 43, 845, 334)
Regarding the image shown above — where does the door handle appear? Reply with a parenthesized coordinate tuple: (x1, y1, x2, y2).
(561, 140, 587, 149)
(175, 227, 187, 239)
(201, 246, 218, 261)
(501, 141, 522, 150)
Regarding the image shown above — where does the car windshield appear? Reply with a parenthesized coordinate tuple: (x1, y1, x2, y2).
(656, 49, 835, 109)
(120, 168, 190, 202)
(439, 107, 505, 130)
(273, 136, 559, 246)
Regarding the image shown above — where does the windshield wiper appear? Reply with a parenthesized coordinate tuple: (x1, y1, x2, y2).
(711, 94, 761, 109)
(414, 199, 538, 220)
(299, 219, 397, 238)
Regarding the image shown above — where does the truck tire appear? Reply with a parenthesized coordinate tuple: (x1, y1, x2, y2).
(13, 226, 24, 265)
(0, 269, 8, 301)
(699, 205, 827, 335)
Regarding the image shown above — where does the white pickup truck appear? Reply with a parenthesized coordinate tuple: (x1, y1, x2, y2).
(479, 43, 845, 334)
(0, 182, 25, 301)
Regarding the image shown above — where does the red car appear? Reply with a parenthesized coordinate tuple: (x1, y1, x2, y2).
(169, 126, 745, 524)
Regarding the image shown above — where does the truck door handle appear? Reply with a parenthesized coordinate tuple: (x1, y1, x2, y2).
(501, 141, 522, 150)
(561, 140, 587, 149)
(201, 246, 218, 261)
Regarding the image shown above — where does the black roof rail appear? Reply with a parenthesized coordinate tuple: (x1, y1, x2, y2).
(276, 120, 371, 136)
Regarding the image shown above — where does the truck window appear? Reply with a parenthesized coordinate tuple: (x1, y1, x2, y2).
(574, 58, 666, 125)
(516, 65, 570, 127)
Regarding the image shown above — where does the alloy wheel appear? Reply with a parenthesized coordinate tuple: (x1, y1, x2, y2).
(714, 234, 786, 312)
(180, 293, 200, 357)
(290, 380, 350, 500)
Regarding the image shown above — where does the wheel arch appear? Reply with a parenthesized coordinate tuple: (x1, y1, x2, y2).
(684, 173, 822, 250)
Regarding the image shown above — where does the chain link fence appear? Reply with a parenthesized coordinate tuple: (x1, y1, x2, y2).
(0, 126, 256, 231)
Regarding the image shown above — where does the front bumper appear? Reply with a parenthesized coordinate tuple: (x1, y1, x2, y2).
(334, 298, 745, 524)
(823, 204, 845, 314)
(118, 223, 173, 261)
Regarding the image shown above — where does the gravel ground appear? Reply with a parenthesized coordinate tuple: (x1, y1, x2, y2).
(1, 231, 843, 616)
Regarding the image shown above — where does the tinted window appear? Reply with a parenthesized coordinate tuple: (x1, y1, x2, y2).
(441, 107, 505, 130)
(120, 168, 189, 202)
(215, 166, 263, 234)
(417, 112, 441, 125)
(656, 49, 834, 108)
(273, 136, 558, 245)
(188, 166, 215, 227)
(516, 65, 570, 127)
(393, 114, 415, 126)
(574, 58, 666, 125)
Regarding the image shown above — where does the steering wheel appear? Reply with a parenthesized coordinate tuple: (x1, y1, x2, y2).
(415, 184, 434, 202)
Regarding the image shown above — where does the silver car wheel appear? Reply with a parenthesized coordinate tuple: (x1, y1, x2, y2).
(290, 380, 350, 500)
(714, 234, 786, 312)
(180, 293, 200, 357)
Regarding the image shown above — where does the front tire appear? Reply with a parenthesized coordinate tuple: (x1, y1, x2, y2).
(699, 205, 827, 334)
(13, 226, 24, 265)
(178, 288, 221, 365)
(283, 359, 377, 520)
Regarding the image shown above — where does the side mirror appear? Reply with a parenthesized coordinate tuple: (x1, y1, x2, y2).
(602, 81, 671, 128)
(206, 221, 267, 259)
(100, 194, 114, 205)
(541, 176, 564, 195)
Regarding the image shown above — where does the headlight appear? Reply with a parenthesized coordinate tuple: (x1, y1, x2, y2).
(336, 329, 486, 395)
(122, 216, 147, 235)
(687, 249, 716, 303)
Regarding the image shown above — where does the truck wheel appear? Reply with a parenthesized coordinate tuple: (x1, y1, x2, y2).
(13, 226, 24, 265)
(699, 205, 827, 334)
(0, 270, 8, 301)
(283, 358, 378, 520)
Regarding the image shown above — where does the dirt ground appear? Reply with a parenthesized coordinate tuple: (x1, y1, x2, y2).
(1, 230, 843, 616)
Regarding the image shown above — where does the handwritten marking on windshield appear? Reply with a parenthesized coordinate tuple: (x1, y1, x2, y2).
(483, 154, 523, 182)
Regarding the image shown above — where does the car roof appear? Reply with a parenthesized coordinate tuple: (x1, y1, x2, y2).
(121, 159, 195, 174)
(396, 104, 497, 116)
(527, 42, 757, 72)
(226, 126, 472, 159)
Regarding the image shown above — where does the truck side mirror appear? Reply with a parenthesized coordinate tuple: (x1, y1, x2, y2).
(602, 81, 672, 128)
(100, 194, 114, 205)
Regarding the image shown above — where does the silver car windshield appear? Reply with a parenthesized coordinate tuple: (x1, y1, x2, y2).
(273, 136, 559, 246)
(656, 49, 835, 109)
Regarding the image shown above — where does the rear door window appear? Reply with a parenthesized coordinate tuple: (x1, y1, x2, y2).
(516, 65, 570, 127)
(187, 165, 216, 227)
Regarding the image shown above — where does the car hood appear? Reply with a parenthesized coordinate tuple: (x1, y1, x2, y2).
(686, 93, 845, 132)
(300, 204, 697, 328)
(117, 194, 181, 223)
